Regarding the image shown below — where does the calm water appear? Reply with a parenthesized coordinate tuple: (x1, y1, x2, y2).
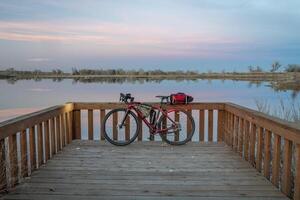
(0, 79, 298, 122)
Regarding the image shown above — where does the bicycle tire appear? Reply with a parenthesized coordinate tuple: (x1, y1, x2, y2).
(158, 109, 195, 145)
(103, 108, 140, 146)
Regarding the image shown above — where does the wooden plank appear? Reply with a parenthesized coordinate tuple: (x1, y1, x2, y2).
(20, 129, 28, 178)
(88, 110, 94, 140)
(281, 139, 292, 197)
(29, 126, 36, 172)
(228, 113, 232, 146)
(50, 118, 56, 155)
(294, 143, 300, 200)
(60, 114, 65, 147)
(243, 120, 250, 161)
(112, 112, 118, 140)
(264, 130, 272, 180)
(217, 110, 224, 142)
(233, 116, 239, 151)
(55, 116, 61, 151)
(73, 110, 81, 140)
(199, 110, 204, 141)
(0, 104, 74, 139)
(238, 118, 244, 156)
(187, 109, 192, 138)
(255, 127, 263, 172)
(44, 120, 50, 161)
(125, 115, 130, 141)
(271, 134, 281, 187)
(65, 112, 70, 144)
(175, 111, 179, 141)
(8, 134, 18, 187)
(100, 109, 105, 140)
(249, 123, 256, 166)
(225, 111, 230, 146)
(137, 117, 142, 141)
(208, 110, 213, 142)
(67, 112, 73, 142)
(37, 123, 43, 167)
(1, 141, 288, 200)
(0, 138, 6, 191)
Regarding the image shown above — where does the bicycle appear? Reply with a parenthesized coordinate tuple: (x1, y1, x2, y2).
(102, 93, 195, 146)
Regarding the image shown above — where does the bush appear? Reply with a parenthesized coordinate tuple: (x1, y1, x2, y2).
(285, 64, 300, 72)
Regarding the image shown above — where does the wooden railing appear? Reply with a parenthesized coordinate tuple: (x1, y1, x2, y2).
(224, 103, 300, 199)
(72, 102, 225, 142)
(0, 102, 299, 199)
(0, 103, 73, 192)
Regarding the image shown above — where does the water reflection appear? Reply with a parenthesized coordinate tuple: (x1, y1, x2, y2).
(1, 77, 299, 98)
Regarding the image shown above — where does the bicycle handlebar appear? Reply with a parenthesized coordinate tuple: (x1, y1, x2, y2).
(120, 93, 134, 103)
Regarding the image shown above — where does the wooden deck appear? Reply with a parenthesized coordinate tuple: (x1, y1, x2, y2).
(1, 140, 288, 200)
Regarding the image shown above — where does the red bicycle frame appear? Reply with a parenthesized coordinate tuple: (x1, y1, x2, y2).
(121, 101, 178, 135)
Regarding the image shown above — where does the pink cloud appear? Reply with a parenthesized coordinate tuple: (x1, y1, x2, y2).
(0, 21, 246, 58)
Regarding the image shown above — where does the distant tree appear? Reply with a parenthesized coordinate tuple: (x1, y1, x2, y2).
(271, 61, 281, 72)
(285, 64, 300, 72)
(248, 65, 254, 72)
(72, 68, 79, 75)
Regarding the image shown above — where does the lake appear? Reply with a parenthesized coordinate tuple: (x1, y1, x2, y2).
(0, 78, 298, 123)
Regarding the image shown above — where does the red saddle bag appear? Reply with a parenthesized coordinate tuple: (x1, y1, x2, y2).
(170, 93, 193, 104)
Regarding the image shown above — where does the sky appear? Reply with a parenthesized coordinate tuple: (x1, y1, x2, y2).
(0, 0, 299, 72)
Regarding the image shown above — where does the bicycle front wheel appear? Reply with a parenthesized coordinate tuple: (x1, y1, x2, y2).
(158, 109, 195, 145)
(103, 108, 140, 146)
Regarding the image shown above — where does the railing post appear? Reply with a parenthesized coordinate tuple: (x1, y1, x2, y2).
(73, 110, 81, 140)
(0, 138, 6, 191)
(20, 130, 28, 177)
(199, 110, 204, 142)
(294, 143, 300, 200)
(8, 134, 17, 187)
(217, 110, 224, 142)
(282, 138, 292, 197)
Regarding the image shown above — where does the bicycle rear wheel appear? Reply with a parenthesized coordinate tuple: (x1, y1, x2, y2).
(103, 108, 140, 146)
(158, 109, 195, 145)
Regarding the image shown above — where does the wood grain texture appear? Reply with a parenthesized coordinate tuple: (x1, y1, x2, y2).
(55, 117, 61, 151)
(73, 110, 81, 140)
(233, 116, 239, 151)
(249, 123, 256, 166)
(217, 110, 224, 142)
(37, 123, 43, 167)
(8, 134, 18, 187)
(294, 143, 300, 200)
(256, 127, 263, 172)
(264, 130, 272, 180)
(20, 130, 28, 177)
(100, 109, 105, 140)
(0, 138, 6, 191)
(113, 112, 118, 141)
(271, 134, 281, 187)
(29, 126, 36, 172)
(199, 110, 204, 141)
(208, 110, 213, 142)
(44, 120, 50, 161)
(243, 120, 250, 161)
(88, 110, 93, 140)
(238, 118, 244, 156)
(281, 139, 292, 197)
(125, 115, 130, 141)
(1, 140, 288, 200)
(50, 118, 55, 155)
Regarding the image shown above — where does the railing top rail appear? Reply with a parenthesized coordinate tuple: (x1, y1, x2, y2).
(0, 103, 73, 139)
(72, 102, 225, 110)
(225, 102, 300, 143)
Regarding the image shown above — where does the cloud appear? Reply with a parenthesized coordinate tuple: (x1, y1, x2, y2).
(27, 58, 50, 62)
